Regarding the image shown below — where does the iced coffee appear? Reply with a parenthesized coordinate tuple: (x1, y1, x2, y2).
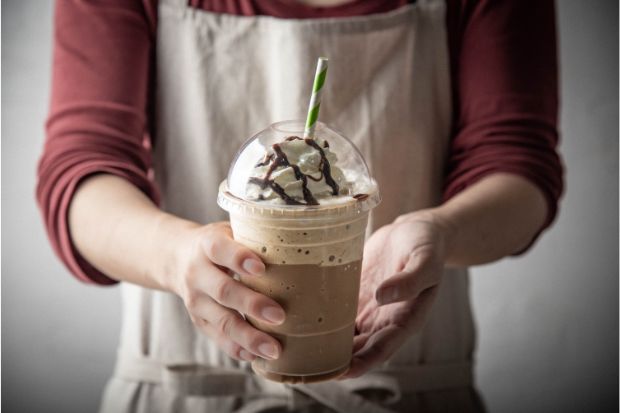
(218, 120, 379, 383)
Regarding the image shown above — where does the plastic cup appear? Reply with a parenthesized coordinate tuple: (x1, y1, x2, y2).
(218, 120, 379, 383)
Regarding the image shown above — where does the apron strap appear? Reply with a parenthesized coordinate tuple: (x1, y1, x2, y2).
(293, 362, 473, 413)
(114, 352, 249, 396)
(335, 373, 402, 404)
(295, 382, 398, 413)
(113, 352, 472, 412)
(163, 364, 249, 396)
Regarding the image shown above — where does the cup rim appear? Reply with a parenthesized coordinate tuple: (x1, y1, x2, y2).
(217, 180, 381, 220)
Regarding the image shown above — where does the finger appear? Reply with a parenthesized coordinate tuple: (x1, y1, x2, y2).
(202, 229, 265, 276)
(191, 295, 282, 360)
(193, 318, 256, 362)
(352, 331, 371, 353)
(199, 264, 285, 325)
(375, 246, 437, 305)
(342, 290, 440, 379)
(342, 326, 405, 379)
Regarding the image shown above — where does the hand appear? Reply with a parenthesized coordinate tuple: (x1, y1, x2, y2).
(341, 211, 450, 378)
(172, 222, 286, 363)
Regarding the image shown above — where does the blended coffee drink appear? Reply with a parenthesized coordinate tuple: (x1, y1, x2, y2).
(218, 120, 379, 383)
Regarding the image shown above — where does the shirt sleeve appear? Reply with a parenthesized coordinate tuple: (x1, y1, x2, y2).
(36, 0, 159, 285)
(444, 0, 564, 247)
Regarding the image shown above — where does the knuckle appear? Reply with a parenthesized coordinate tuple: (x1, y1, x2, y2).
(194, 319, 214, 339)
(244, 296, 264, 317)
(246, 334, 266, 353)
(230, 248, 247, 267)
(185, 291, 200, 312)
(225, 341, 243, 360)
(213, 278, 234, 303)
(202, 237, 218, 260)
(413, 245, 435, 264)
(216, 314, 236, 337)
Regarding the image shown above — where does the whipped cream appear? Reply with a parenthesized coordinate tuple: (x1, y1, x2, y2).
(245, 136, 353, 205)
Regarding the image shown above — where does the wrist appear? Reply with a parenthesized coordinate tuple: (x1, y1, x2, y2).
(395, 207, 458, 262)
(147, 212, 201, 294)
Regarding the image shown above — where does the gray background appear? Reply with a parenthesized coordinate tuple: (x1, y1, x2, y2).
(2, 0, 618, 412)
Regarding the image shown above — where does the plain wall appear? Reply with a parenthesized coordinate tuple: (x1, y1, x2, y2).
(2, 1, 617, 412)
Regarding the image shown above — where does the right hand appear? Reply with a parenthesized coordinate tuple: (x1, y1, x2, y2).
(172, 222, 285, 362)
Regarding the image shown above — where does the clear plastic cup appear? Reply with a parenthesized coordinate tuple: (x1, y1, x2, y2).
(218, 120, 380, 383)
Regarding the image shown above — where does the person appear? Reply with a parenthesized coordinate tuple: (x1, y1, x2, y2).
(36, 0, 563, 412)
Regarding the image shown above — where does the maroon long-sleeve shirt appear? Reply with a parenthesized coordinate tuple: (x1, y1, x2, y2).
(37, 0, 564, 285)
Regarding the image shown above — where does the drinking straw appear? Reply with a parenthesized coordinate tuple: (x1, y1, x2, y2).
(303, 57, 329, 139)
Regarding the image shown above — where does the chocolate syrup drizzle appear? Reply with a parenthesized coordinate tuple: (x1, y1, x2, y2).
(254, 153, 274, 167)
(304, 138, 339, 196)
(248, 177, 303, 205)
(248, 136, 339, 205)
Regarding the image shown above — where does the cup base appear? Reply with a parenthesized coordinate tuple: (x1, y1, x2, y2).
(252, 362, 349, 384)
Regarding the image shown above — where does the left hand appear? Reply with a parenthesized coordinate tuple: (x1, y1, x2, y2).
(341, 211, 450, 379)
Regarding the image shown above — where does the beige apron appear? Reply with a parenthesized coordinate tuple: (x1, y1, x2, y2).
(99, 0, 482, 411)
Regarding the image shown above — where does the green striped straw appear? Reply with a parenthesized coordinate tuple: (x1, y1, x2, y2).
(303, 57, 329, 139)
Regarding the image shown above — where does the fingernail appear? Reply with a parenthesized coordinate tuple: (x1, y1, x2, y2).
(242, 259, 265, 276)
(261, 306, 286, 324)
(258, 342, 279, 359)
(378, 287, 399, 304)
(239, 349, 255, 361)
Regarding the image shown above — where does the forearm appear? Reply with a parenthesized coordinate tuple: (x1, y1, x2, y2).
(68, 174, 199, 291)
(414, 173, 548, 267)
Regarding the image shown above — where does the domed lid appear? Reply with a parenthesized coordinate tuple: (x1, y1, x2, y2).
(218, 120, 379, 216)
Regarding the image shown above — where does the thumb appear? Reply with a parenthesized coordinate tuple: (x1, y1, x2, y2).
(375, 246, 436, 305)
